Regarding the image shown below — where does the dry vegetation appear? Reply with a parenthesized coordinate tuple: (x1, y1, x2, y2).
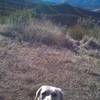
(66, 18, 100, 41)
(0, 37, 100, 100)
(0, 10, 100, 100)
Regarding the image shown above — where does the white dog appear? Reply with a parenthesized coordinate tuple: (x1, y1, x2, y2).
(34, 85, 63, 100)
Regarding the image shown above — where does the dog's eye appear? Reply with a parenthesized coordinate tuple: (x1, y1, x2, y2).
(52, 92, 57, 97)
(42, 92, 48, 96)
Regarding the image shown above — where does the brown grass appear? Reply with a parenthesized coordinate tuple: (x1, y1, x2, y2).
(0, 12, 100, 100)
(65, 18, 100, 41)
(0, 37, 100, 100)
(0, 18, 65, 46)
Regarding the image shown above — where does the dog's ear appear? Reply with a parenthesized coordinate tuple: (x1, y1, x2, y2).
(34, 87, 42, 100)
(59, 89, 63, 100)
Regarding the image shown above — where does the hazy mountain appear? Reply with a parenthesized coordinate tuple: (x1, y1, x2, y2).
(1, 0, 100, 25)
(32, 0, 100, 10)
(32, 3, 100, 25)
(62, 0, 100, 10)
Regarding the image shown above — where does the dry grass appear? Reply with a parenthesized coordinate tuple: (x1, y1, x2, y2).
(15, 19, 64, 45)
(0, 13, 100, 51)
(0, 37, 100, 100)
(0, 17, 65, 46)
(0, 11, 100, 100)
(65, 18, 100, 41)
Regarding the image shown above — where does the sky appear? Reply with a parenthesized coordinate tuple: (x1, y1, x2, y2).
(40, 0, 65, 3)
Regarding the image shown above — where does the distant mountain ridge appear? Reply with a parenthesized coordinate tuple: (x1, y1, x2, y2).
(64, 0, 100, 10)
(32, 3, 100, 25)
(1, 0, 100, 25)
(32, 0, 100, 10)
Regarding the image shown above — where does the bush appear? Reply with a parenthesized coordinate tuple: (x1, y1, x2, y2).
(65, 18, 100, 41)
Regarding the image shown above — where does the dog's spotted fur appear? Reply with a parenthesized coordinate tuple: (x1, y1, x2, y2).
(34, 85, 63, 100)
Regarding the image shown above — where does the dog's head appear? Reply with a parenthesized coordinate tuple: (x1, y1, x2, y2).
(34, 85, 63, 100)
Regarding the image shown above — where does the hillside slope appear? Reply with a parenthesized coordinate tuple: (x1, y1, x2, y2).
(64, 0, 100, 10)
(0, 35, 100, 100)
(32, 3, 100, 25)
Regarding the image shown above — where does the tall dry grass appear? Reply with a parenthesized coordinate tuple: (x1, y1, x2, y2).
(65, 18, 100, 41)
(0, 10, 100, 51)
(0, 9, 65, 46)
